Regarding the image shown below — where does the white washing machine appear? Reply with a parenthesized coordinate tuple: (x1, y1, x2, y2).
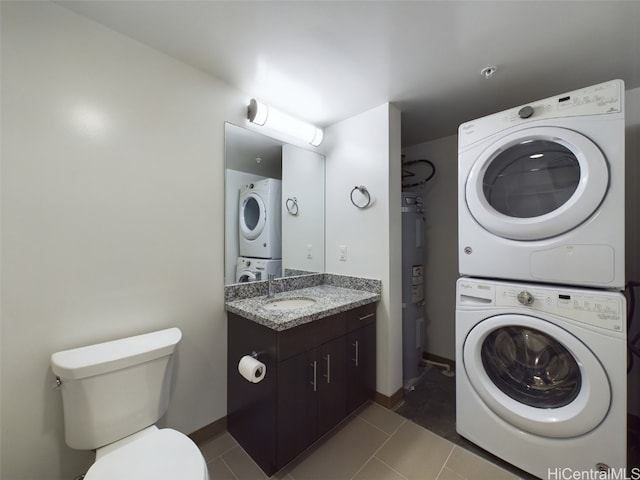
(456, 277, 626, 479)
(235, 257, 282, 283)
(239, 178, 282, 259)
(458, 79, 625, 289)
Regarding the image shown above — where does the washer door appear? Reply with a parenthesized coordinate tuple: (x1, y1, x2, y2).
(463, 314, 610, 438)
(237, 270, 258, 283)
(465, 127, 609, 240)
(239, 192, 267, 240)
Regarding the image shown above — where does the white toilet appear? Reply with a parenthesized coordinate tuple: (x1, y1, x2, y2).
(51, 327, 209, 480)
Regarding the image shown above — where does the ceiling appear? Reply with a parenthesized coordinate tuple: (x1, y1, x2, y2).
(57, 1, 640, 147)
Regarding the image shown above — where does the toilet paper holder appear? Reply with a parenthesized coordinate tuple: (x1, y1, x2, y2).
(238, 351, 267, 383)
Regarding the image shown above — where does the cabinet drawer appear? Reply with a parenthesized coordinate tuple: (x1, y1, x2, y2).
(278, 313, 347, 361)
(347, 303, 376, 332)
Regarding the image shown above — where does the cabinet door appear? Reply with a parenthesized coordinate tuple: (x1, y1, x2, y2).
(317, 336, 347, 436)
(277, 349, 318, 468)
(347, 322, 377, 414)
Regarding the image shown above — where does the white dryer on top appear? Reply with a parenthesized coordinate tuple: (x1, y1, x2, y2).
(239, 178, 282, 259)
(458, 79, 625, 289)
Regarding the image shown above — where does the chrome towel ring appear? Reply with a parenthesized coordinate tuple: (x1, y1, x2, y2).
(350, 186, 371, 209)
(285, 197, 299, 215)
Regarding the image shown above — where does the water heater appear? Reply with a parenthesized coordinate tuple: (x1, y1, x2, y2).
(401, 192, 425, 388)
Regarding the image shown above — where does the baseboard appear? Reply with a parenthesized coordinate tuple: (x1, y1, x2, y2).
(374, 388, 404, 410)
(422, 351, 455, 369)
(188, 416, 227, 446)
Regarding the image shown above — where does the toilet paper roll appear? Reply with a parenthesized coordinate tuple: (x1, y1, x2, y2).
(238, 355, 266, 383)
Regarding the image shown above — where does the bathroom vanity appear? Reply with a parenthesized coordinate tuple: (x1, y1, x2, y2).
(225, 280, 379, 476)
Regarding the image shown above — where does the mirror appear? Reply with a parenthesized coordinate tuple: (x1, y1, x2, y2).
(224, 123, 325, 285)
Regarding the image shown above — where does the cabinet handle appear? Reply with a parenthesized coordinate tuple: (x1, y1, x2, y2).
(359, 313, 375, 321)
(323, 354, 331, 384)
(310, 360, 317, 392)
(352, 341, 359, 367)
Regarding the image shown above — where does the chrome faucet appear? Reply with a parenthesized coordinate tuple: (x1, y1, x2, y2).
(267, 274, 276, 298)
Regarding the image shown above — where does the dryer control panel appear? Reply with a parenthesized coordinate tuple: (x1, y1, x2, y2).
(457, 278, 625, 334)
(458, 79, 623, 149)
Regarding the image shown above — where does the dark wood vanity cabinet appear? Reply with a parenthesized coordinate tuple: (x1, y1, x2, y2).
(347, 302, 377, 414)
(227, 303, 376, 476)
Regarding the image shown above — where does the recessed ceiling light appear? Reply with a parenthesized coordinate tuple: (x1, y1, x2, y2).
(480, 66, 498, 79)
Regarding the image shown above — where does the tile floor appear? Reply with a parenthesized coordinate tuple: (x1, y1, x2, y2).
(394, 367, 535, 479)
(198, 402, 521, 480)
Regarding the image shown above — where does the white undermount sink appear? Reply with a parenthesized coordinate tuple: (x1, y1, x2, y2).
(263, 297, 317, 310)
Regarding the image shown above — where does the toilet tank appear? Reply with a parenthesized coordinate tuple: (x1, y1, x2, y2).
(51, 328, 182, 450)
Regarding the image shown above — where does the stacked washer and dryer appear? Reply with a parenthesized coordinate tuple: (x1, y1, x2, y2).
(235, 178, 282, 283)
(456, 80, 628, 478)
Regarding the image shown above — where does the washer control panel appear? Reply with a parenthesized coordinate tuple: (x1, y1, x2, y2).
(498, 286, 624, 333)
(457, 278, 625, 333)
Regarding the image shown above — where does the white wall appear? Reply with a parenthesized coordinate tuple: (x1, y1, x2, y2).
(0, 2, 250, 478)
(282, 145, 326, 273)
(402, 135, 459, 361)
(325, 103, 403, 398)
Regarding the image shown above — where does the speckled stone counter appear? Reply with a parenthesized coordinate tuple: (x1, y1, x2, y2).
(225, 277, 381, 331)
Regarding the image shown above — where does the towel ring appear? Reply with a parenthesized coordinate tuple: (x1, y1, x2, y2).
(350, 186, 371, 209)
(285, 197, 299, 215)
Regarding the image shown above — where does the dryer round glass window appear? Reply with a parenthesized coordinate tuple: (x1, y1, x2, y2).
(243, 197, 261, 230)
(481, 326, 581, 408)
(466, 126, 609, 240)
(483, 140, 581, 219)
(239, 193, 266, 240)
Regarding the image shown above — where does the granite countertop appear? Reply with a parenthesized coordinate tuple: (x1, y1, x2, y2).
(225, 284, 380, 331)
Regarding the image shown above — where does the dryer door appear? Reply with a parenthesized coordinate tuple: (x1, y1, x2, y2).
(463, 314, 610, 438)
(239, 192, 267, 240)
(465, 126, 609, 240)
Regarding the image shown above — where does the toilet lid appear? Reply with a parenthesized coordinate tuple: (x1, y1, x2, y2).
(85, 428, 208, 480)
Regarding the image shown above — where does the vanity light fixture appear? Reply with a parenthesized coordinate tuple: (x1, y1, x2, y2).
(248, 98, 324, 147)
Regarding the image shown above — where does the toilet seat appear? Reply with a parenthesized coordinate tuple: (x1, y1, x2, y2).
(85, 427, 209, 480)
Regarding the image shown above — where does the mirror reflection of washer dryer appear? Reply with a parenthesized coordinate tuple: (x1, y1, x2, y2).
(239, 178, 282, 259)
(458, 80, 625, 288)
(235, 257, 282, 283)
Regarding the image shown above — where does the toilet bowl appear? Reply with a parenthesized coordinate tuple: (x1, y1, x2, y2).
(51, 328, 209, 480)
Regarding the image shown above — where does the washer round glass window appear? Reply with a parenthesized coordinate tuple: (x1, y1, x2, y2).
(481, 326, 581, 408)
(483, 140, 581, 218)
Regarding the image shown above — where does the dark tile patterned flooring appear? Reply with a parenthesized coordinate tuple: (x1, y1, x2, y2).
(394, 365, 639, 480)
